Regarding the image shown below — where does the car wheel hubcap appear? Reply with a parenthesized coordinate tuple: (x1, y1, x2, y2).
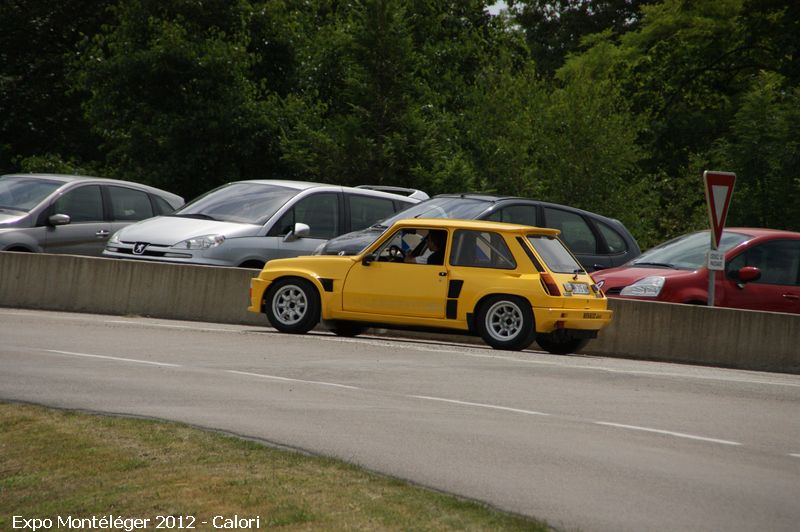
(485, 300, 523, 342)
(272, 285, 307, 325)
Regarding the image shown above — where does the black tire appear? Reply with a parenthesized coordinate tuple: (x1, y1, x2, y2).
(535, 333, 589, 355)
(264, 278, 320, 334)
(325, 320, 368, 337)
(476, 295, 536, 351)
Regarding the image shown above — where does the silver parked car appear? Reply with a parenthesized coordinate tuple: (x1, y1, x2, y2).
(0, 173, 183, 256)
(103, 180, 426, 268)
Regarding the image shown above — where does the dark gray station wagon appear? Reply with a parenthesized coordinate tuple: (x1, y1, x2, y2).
(314, 194, 641, 271)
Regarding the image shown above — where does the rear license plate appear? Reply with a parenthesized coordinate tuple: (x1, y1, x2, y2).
(571, 284, 590, 295)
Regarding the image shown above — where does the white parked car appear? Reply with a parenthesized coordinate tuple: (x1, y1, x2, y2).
(103, 180, 426, 269)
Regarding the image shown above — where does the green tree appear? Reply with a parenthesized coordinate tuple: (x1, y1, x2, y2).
(713, 72, 800, 231)
(73, 0, 282, 199)
(279, 0, 511, 194)
(508, 0, 657, 77)
(0, 0, 113, 173)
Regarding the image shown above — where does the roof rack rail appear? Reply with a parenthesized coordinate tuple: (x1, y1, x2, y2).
(355, 185, 429, 201)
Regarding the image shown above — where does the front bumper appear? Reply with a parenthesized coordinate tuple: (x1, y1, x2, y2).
(103, 246, 229, 267)
(248, 277, 271, 313)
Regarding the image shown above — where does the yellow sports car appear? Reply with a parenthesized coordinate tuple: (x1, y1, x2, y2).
(248, 219, 612, 353)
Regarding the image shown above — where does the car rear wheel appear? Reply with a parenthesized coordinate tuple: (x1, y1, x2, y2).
(265, 278, 320, 334)
(535, 333, 589, 355)
(476, 295, 536, 351)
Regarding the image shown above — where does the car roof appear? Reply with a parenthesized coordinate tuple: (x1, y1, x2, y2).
(3, 173, 106, 184)
(431, 193, 624, 224)
(2, 173, 183, 202)
(390, 217, 560, 236)
(224, 179, 423, 202)
(724, 227, 800, 238)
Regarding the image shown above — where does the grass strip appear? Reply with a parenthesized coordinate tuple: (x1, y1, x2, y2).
(0, 402, 548, 531)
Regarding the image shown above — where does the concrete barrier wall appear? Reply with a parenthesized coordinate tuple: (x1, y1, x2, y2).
(586, 299, 799, 374)
(1, 251, 798, 374)
(0, 251, 264, 326)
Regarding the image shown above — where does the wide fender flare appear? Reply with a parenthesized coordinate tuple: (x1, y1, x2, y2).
(259, 269, 330, 315)
(466, 289, 537, 332)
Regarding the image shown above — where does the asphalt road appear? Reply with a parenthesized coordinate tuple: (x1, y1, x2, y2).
(2, 308, 799, 532)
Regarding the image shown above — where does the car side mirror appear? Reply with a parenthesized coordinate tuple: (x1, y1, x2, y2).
(735, 266, 761, 284)
(283, 222, 311, 242)
(48, 213, 71, 226)
(361, 253, 377, 266)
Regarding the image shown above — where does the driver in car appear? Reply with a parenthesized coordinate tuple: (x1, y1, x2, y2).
(405, 230, 446, 265)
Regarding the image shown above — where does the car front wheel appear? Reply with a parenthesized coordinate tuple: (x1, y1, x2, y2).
(476, 295, 536, 351)
(265, 278, 320, 334)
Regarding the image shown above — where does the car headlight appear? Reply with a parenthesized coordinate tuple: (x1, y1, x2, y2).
(619, 276, 665, 297)
(173, 234, 226, 250)
(312, 242, 326, 255)
(108, 231, 121, 244)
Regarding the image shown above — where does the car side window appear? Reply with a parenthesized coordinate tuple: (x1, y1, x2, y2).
(727, 240, 800, 286)
(543, 207, 597, 255)
(596, 220, 628, 254)
(151, 195, 178, 215)
(348, 194, 396, 231)
(450, 230, 516, 270)
(270, 193, 339, 239)
(108, 186, 154, 221)
(491, 205, 538, 226)
(52, 185, 103, 222)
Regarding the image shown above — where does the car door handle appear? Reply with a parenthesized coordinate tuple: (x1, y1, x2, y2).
(783, 294, 800, 300)
(96, 230, 110, 237)
(439, 271, 447, 277)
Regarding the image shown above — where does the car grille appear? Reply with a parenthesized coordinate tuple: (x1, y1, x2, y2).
(113, 247, 171, 257)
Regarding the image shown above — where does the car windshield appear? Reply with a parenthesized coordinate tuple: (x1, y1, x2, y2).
(630, 230, 751, 270)
(374, 197, 490, 228)
(0, 176, 63, 213)
(527, 235, 583, 273)
(173, 182, 298, 224)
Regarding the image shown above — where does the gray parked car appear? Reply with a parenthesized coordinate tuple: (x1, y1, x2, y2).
(103, 180, 426, 268)
(0, 173, 183, 256)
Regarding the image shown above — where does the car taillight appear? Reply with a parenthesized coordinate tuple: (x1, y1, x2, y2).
(540, 273, 560, 296)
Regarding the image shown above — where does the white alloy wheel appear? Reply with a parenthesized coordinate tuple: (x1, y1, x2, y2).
(271, 284, 308, 326)
(484, 299, 524, 342)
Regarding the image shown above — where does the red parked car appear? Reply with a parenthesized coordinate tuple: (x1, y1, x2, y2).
(592, 228, 800, 314)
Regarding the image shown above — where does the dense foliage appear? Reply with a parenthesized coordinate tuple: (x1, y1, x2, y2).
(1, 0, 797, 247)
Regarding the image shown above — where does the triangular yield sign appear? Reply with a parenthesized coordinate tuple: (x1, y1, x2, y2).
(703, 171, 736, 249)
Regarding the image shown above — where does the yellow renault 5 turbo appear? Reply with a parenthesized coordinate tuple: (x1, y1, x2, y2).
(248, 219, 612, 353)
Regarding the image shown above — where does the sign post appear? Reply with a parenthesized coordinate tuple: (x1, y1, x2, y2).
(703, 171, 736, 306)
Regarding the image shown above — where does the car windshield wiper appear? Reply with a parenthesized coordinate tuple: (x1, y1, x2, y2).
(632, 261, 676, 268)
(171, 213, 218, 221)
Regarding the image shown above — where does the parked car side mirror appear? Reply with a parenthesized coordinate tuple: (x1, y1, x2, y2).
(361, 253, 377, 266)
(283, 222, 311, 243)
(48, 213, 71, 226)
(728, 265, 761, 285)
(736, 266, 761, 284)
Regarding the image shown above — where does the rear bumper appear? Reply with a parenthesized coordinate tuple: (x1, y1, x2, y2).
(534, 307, 613, 333)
